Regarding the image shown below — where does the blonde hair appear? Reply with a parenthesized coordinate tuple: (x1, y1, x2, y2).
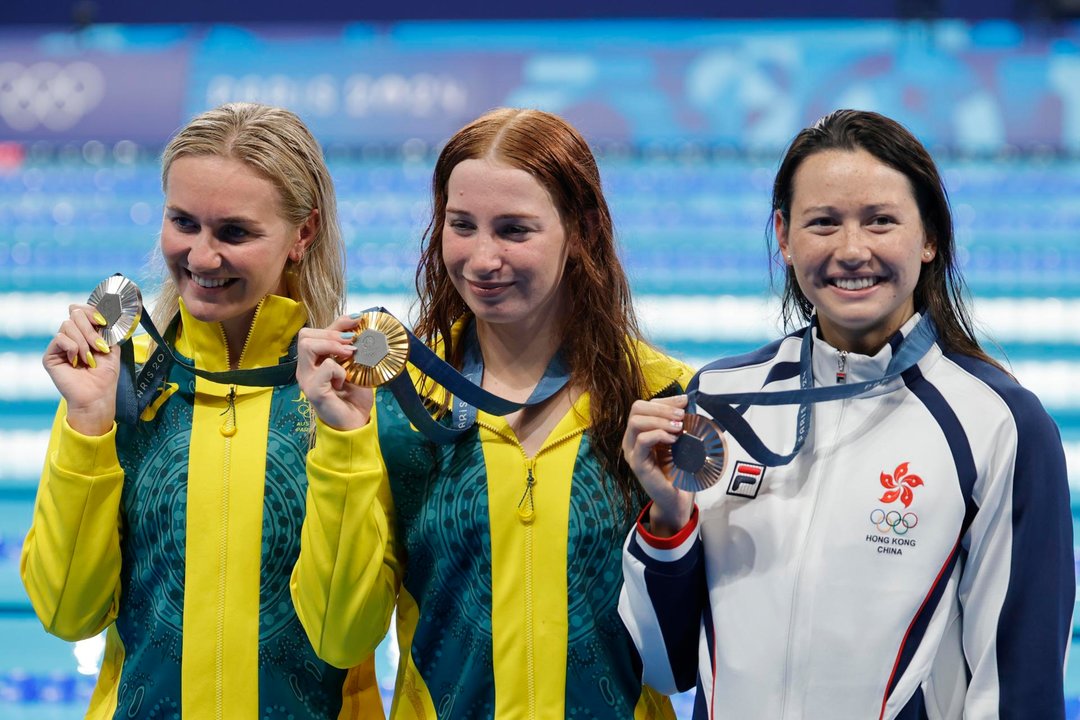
(151, 102, 345, 331)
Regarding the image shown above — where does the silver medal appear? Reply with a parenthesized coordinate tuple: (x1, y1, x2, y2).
(87, 275, 143, 346)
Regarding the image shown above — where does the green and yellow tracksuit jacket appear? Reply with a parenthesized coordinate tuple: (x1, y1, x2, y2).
(291, 327, 693, 719)
(21, 294, 380, 719)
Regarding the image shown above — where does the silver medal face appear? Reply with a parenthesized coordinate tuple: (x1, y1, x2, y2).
(87, 275, 143, 346)
(656, 413, 728, 492)
(341, 311, 410, 387)
(354, 328, 391, 367)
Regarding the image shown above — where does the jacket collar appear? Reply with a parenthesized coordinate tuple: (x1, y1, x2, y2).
(174, 294, 307, 373)
(810, 312, 922, 387)
(441, 312, 688, 431)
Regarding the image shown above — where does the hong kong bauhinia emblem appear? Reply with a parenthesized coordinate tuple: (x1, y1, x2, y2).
(878, 461, 923, 508)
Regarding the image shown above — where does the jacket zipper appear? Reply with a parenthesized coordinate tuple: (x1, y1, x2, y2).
(522, 458, 537, 720)
(836, 350, 849, 384)
(517, 464, 536, 523)
(475, 419, 583, 720)
(777, 396, 848, 718)
(212, 300, 262, 720)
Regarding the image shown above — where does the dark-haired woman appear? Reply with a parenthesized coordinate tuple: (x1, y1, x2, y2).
(620, 109, 1073, 719)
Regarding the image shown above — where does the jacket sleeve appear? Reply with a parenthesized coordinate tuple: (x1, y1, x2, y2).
(619, 504, 707, 695)
(20, 401, 124, 641)
(959, 391, 1074, 718)
(290, 407, 402, 669)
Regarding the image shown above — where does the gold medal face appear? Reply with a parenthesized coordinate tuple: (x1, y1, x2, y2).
(87, 275, 143, 346)
(341, 311, 410, 387)
(656, 413, 728, 492)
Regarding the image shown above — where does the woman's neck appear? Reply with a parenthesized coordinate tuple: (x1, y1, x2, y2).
(474, 318, 562, 401)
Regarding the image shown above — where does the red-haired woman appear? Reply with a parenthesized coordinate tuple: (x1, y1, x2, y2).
(291, 107, 692, 719)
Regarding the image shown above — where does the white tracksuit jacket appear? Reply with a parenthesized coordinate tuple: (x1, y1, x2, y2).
(620, 313, 1074, 719)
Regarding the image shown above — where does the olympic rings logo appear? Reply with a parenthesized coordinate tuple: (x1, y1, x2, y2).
(870, 508, 918, 535)
(0, 61, 105, 132)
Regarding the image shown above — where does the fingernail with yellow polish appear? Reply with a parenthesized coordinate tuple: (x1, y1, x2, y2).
(71, 353, 79, 368)
(85, 351, 97, 369)
(93, 311, 108, 326)
(95, 338, 111, 353)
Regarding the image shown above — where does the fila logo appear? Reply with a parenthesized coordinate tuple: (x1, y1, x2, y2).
(727, 461, 765, 499)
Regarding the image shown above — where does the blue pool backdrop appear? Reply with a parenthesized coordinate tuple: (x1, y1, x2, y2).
(1, 19, 1079, 719)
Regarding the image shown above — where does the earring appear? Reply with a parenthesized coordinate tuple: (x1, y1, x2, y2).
(284, 258, 302, 298)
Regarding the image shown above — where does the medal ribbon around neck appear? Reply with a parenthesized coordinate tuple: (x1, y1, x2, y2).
(661, 314, 938, 492)
(89, 275, 298, 426)
(341, 309, 570, 443)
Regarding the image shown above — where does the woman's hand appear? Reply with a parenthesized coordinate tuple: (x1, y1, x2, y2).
(297, 315, 374, 431)
(622, 394, 695, 537)
(42, 304, 121, 436)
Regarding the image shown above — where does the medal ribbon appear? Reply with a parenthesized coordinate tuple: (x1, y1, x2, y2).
(115, 312, 297, 426)
(372, 309, 570, 443)
(689, 314, 938, 467)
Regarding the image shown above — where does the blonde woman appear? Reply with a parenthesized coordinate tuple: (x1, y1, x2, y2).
(22, 103, 379, 718)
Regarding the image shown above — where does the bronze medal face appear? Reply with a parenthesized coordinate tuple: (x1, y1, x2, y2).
(341, 311, 410, 387)
(656, 413, 728, 492)
(87, 275, 143, 346)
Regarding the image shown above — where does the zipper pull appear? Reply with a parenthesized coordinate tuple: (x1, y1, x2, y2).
(517, 467, 536, 524)
(220, 385, 238, 437)
(836, 350, 848, 385)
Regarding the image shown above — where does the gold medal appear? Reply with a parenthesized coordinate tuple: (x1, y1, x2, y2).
(341, 310, 410, 387)
(87, 275, 143, 346)
(656, 413, 728, 492)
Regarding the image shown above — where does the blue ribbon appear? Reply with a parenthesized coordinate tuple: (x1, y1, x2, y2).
(373, 310, 570, 444)
(688, 314, 938, 467)
(115, 312, 297, 426)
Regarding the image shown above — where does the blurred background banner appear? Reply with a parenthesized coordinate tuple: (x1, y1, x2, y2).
(0, 33, 190, 142)
(3, 21, 1080, 149)
(2, 13, 1080, 720)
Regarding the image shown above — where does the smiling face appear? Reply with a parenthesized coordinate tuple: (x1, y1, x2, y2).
(441, 156, 571, 343)
(776, 148, 936, 355)
(161, 154, 313, 352)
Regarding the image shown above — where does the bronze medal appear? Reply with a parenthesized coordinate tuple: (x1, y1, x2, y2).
(657, 413, 728, 492)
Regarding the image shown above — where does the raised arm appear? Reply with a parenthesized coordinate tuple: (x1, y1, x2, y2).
(21, 304, 124, 640)
(289, 318, 403, 667)
(618, 394, 707, 694)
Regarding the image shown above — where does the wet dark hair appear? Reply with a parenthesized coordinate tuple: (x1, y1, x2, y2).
(769, 108, 999, 368)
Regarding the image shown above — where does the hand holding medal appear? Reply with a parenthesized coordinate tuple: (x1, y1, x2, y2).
(649, 313, 940, 498)
(298, 310, 411, 433)
(656, 413, 729, 492)
(300, 306, 570, 443)
(339, 310, 410, 387)
(62, 274, 303, 427)
(38, 275, 145, 436)
(86, 275, 144, 347)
